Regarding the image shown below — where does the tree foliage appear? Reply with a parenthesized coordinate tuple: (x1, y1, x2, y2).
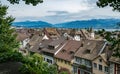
(97, 29, 120, 57)
(0, 3, 23, 63)
(0, 3, 58, 74)
(7, 0, 43, 6)
(0, 4, 19, 52)
(97, 0, 120, 12)
(19, 53, 58, 74)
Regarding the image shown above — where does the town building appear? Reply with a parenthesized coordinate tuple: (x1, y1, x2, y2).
(73, 40, 107, 74)
(55, 40, 82, 73)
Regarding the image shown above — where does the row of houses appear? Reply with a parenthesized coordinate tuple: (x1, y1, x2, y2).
(16, 28, 120, 74)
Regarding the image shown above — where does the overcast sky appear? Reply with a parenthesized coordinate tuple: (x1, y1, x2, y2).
(1, 0, 120, 24)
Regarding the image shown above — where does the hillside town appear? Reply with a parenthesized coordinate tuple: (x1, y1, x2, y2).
(16, 28, 120, 74)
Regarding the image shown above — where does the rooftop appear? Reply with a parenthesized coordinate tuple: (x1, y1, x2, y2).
(55, 40, 82, 62)
(42, 37, 66, 54)
(74, 40, 105, 60)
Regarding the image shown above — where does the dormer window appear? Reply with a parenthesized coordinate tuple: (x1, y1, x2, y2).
(99, 59, 102, 63)
(69, 51, 74, 54)
(38, 47, 42, 50)
(48, 45, 54, 49)
(81, 43, 83, 47)
(62, 49, 66, 53)
(86, 49, 90, 53)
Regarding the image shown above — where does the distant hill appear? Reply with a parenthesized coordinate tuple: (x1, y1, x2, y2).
(13, 21, 53, 28)
(12, 19, 120, 29)
(54, 19, 120, 29)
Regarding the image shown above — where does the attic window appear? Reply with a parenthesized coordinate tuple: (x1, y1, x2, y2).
(81, 43, 83, 47)
(48, 45, 54, 49)
(86, 49, 90, 53)
(38, 47, 42, 50)
(99, 59, 102, 63)
(69, 51, 74, 54)
(62, 49, 66, 53)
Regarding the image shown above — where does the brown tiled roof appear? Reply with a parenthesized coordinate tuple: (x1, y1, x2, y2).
(29, 39, 53, 53)
(42, 37, 66, 54)
(74, 40, 105, 60)
(29, 34, 42, 46)
(16, 33, 29, 41)
(55, 40, 82, 62)
(80, 29, 90, 39)
(48, 37, 65, 46)
(43, 28, 60, 38)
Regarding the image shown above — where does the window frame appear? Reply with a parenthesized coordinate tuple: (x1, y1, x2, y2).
(99, 64, 103, 71)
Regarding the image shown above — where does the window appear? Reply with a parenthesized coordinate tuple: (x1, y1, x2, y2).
(99, 59, 102, 63)
(69, 51, 74, 54)
(38, 47, 42, 50)
(76, 57, 79, 62)
(86, 49, 90, 53)
(48, 45, 54, 49)
(58, 59, 60, 61)
(99, 64, 102, 71)
(85, 60, 91, 67)
(104, 66, 108, 72)
(73, 66, 77, 73)
(62, 49, 66, 53)
(65, 61, 67, 64)
(44, 58, 45, 61)
(94, 63, 97, 68)
(61, 59, 63, 62)
(46, 59, 52, 64)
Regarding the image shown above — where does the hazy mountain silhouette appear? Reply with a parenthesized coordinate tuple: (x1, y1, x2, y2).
(55, 19, 120, 29)
(12, 19, 120, 29)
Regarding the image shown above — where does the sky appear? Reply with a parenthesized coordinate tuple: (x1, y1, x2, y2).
(1, 0, 120, 24)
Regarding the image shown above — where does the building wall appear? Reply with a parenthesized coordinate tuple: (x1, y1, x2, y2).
(109, 62, 114, 74)
(55, 58, 73, 73)
(111, 63, 120, 74)
(93, 56, 108, 74)
(73, 57, 92, 74)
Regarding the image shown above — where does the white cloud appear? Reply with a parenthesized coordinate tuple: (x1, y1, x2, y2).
(1, 0, 120, 23)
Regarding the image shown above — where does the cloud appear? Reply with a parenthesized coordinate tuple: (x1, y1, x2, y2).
(1, 0, 120, 24)
(47, 11, 69, 15)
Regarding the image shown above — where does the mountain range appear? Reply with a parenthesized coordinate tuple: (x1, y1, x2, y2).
(13, 21, 53, 28)
(12, 19, 120, 29)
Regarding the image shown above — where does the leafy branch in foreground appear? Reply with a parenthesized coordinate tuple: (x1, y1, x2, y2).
(97, 0, 120, 12)
(7, 0, 43, 6)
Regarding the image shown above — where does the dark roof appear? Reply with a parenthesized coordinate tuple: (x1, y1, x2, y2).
(74, 40, 105, 60)
(16, 33, 29, 41)
(29, 39, 52, 53)
(42, 37, 66, 54)
(29, 34, 42, 46)
(0, 62, 22, 74)
(55, 40, 82, 62)
(48, 37, 65, 46)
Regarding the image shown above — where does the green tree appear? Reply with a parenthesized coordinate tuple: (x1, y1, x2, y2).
(0, 3, 23, 63)
(103, 31, 120, 58)
(59, 71, 68, 74)
(97, 0, 120, 12)
(19, 53, 58, 74)
(0, 2, 58, 74)
(7, 0, 43, 6)
(97, 0, 120, 57)
(110, 37, 120, 58)
(0, 4, 19, 52)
